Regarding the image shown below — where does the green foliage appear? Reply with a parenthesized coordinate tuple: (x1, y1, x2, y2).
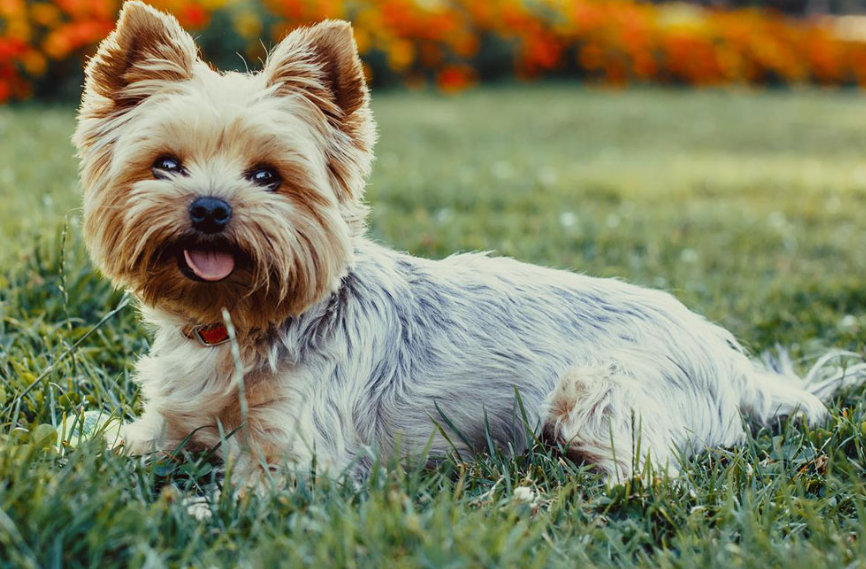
(0, 87, 865, 568)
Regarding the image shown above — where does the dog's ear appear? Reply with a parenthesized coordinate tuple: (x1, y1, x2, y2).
(264, 20, 369, 126)
(83, 1, 198, 108)
(264, 20, 374, 203)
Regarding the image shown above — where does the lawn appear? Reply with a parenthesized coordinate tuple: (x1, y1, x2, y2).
(1, 86, 866, 568)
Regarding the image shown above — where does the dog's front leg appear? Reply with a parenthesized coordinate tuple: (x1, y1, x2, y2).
(118, 406, 169, 455)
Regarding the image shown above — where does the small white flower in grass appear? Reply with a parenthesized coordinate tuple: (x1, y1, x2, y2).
(538, 166, 558, 187)
(839, 314, 857, 330)
(513, 486, 535, 504)
(680, 248, 699, 264)
(434, 208, 452, 224)
(492, 161, 514, 180)
(559, 211, 577, 229)
(768, 211, 787, 230)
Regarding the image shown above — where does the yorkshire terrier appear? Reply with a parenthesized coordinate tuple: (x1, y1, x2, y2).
(75, 2, 862, 485)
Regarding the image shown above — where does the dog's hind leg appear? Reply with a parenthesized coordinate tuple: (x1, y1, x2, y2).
(541, 362, 684, 481)
(738, 369, 828, 426)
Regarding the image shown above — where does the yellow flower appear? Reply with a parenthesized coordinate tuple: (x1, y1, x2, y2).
(22, 52, 47, 76)
(233, 10, 262, 40)
(657, 2, 707, 32)
(0, 0, 27, 18)
(29, 2, 60, 27)
(201, 0, 232, 9)
(42, 32, 70, 60)
(5, 19, 30, 42)
(387, 38, 415, 72)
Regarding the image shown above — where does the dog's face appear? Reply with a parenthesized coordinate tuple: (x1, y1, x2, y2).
(74, 2, 375, 330)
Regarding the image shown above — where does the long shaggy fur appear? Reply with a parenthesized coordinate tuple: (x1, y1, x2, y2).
(76, 2, 865, 485)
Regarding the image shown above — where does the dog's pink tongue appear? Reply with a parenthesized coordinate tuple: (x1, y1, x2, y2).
(183, 249, 235, 281)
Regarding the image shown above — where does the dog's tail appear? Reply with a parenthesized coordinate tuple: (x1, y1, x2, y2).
(760, 348, 866, 401)
(740, 347, 866, 425)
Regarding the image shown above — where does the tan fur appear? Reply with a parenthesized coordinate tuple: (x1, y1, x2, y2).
(80, 1, 198, 115)
(74, 1, 376, 337)
(122, 306, 321, 476)
(542, 363, 678, 479)
(543, 365, 631, 476)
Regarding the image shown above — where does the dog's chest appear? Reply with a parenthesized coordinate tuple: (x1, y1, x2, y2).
(142, 338, 304, 448)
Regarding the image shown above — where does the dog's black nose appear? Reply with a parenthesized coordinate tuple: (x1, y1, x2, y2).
(189, 196, 232, 234)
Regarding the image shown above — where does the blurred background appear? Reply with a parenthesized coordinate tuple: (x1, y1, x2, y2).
(2, 4, 866, 565)
(2, 0, 866, 349)
(1, 0, 865, 349)
(0, 4, 866, 569)
(5, 0, 866, 101)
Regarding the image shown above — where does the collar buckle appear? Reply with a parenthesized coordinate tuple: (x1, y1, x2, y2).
(188, 323, 231, 347)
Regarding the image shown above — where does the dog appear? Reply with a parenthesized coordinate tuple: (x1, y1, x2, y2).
(74, 2, 863, 485)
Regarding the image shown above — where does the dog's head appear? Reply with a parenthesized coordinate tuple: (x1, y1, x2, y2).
(74, 1, 375, 330)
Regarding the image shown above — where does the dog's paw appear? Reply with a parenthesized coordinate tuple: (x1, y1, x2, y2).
(118, 422, 162, 455)
(799, 396, 830, 427)
(183, 490, 221, 521)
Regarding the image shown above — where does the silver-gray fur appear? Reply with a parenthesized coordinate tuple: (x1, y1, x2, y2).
(126, 238, 866, 482)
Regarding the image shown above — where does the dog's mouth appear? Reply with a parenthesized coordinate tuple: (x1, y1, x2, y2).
(182, 248, 235, 281)
(163, 238, 245, 283)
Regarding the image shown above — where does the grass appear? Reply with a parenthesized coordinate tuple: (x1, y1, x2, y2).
(1, 85, 866, 568)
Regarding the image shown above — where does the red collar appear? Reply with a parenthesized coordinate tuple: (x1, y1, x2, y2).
(183, 323, 230, 346)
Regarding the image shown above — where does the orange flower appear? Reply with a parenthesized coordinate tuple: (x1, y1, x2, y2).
(22, 50, 46, 75)
(178, 3, 209, 28)
(387, 38, 414, 71)
(30, 2, 61, 26)
(436, 63, 474, 93)
(4, 0, 866, 103)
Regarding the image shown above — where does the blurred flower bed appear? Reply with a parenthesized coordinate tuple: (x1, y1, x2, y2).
(3, 0, 866, 102)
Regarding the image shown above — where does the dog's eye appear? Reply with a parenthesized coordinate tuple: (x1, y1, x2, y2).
(247, 166, 281, 191)
(152, 155, 184, 179)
